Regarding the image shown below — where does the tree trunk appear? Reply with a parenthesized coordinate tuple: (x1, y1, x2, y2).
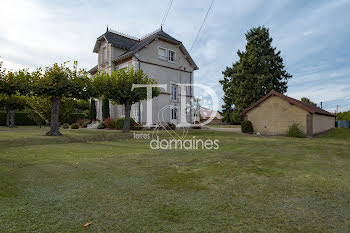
(9, 110, 16, 128)
(46, 97, 62, 136)
(6, 111, 10, 127)
(123, 101, 132, 133)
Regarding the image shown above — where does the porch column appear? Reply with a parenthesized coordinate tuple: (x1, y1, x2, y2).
(96, 98, 103, 121)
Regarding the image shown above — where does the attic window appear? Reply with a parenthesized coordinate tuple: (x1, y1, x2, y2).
(158, 47, 167, 61)
(101, 47, 108, 64)
(168, 50, 176, 62)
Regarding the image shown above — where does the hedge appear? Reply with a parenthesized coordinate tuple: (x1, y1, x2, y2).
(0, 111, 85, 126)
(0, 111, 36, 126)
(67, 113, 85, 124)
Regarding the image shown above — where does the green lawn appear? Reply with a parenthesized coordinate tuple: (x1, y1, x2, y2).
(0, 126, 349, 232)
(206, 124, 241, 128)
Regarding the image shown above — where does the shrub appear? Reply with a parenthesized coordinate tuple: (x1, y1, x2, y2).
(241, 120, 253, 134)
(104, 117, 116, 128)
(287, 123, 305, 138)
(166, 122, 176, 130)
(62, 123, 69, 129)
(97, 123, 104, 129)
(192, 122, 201, 129)
(133, 125, 143, 131)
(71, 123, 80, 129)
(76, 118, 89, 126)
(0, 111, 36, 126)
(68, 113, 85, 124)
(82, 120, 90, 128)
(116, 118, 136, 130)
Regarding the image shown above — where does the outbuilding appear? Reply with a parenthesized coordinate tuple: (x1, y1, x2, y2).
(242, 90, 335, 136)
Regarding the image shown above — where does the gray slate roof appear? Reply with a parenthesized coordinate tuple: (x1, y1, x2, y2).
(90, 28, 198, 73)
(103, 31, 139, 50)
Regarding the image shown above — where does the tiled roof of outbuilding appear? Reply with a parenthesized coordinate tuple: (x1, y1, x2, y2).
(242, 90, 335, 117)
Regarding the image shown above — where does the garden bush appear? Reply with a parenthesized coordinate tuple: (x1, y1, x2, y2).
(70, 123, 80, 129)
(241, 120, 253, 134)
(76, 118, 89, 126)
(116, 118, 136, 130)
(0, 111, 36, 126)
(192, 122, 201, 129)
(62, 123, 69, 129)
(133, 125, 143, 131)
(82, 120, 90, 128)
(68, 113, 85, 124)
(104, 117, 116, 128)
(287, 123, 305, 138)
(165, 122, 176, 130)
(97, 123, 105, 129)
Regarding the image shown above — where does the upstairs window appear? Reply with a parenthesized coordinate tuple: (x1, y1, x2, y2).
(171, 85, 177, 100)
(100, 47, 108, 64)
(104, 47, 107, 62)
(158, 47, 167, 61)
(168, 50, 176, 62)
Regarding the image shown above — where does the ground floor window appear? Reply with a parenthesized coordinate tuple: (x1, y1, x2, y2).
(171, 108, 177, 120)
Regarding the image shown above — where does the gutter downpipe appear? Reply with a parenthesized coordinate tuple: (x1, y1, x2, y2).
(135, 54, 142, 124)
(190, 72, 193, 124)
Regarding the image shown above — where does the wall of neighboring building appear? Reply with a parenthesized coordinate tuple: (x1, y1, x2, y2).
(246, 96, 308, 135)
(312, 114, 335, 135)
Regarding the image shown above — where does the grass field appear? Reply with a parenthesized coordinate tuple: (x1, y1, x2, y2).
(205, 124, 241, 128)
(0, 126, 349, 232)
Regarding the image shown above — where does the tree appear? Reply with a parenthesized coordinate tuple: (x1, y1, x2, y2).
(25, 96, 76, 127)
(89, 99, 97, 121)
(0, 95, 27, 127)
(337, 111, 350, 121)
(25, 96, 48, 127)
(0, 68, 31, 127)
(31, 62, 91, 136)
(301, 97, 317, 106)
(93, 68, 160, 132)
(102, 98, 110, 120)
(220, 26, 292, 123)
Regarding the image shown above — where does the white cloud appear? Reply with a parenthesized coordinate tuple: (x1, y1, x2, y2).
(0, 0, 349, 111)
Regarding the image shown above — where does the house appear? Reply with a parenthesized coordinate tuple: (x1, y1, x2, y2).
(200, 107, 223, 125)
(89, 27, 198, 125)
(242, 90, 335, 136)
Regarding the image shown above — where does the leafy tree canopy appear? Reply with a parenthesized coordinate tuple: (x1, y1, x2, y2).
(93, 68, 160, 132)
(30, 62, 92, 136)
(0, 95, 27, 112)
(93, 68, 160, 104)
(337, 111, 350, 121)
(301, 97, 317, 106)
(31, 62, 92, 100)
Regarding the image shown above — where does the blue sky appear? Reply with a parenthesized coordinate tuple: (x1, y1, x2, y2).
(0, 0, 349, 112)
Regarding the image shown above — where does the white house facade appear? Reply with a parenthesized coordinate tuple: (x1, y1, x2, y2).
(89, 27, 198, 125)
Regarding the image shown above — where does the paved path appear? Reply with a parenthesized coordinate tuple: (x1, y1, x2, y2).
(203, 126, 241, 133)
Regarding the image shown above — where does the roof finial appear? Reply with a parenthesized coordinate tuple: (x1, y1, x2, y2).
(107, 25, 109, 32)
(160, 25, 163, 31)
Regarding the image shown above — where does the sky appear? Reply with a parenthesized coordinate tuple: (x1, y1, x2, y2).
(0, 0, 349, 112)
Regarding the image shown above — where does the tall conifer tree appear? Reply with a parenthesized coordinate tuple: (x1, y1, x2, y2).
(220, 26, 292, 123)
